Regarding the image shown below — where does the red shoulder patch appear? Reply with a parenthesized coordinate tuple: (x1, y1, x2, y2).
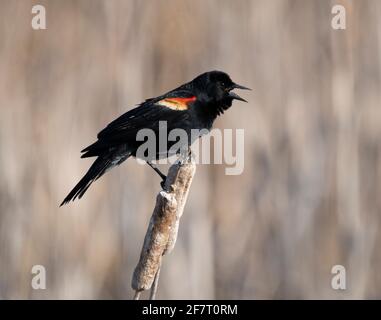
(157, 96, 196, 110)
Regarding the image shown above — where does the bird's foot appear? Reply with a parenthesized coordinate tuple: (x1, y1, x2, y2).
(179, 147, 193, 164)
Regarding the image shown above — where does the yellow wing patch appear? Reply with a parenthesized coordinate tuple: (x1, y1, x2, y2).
(157, 96, 196, 111)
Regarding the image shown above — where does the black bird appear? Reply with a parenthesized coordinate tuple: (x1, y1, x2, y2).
(60, 71, 250, 206)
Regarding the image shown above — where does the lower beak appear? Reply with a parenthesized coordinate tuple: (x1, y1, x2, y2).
(229, 83, 251, 102)
(228, 91, 248, 103)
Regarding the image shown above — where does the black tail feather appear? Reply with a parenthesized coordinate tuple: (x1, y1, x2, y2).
(81, 140, 109, 158)
(60, 157, 112, 206)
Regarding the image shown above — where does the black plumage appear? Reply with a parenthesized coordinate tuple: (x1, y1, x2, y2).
(61, 70, 250, 206)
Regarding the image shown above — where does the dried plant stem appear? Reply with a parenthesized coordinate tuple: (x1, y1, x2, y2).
(133, 290, 141, 300)
(149, 264, 161, 300)
(131, 155, 196, 299)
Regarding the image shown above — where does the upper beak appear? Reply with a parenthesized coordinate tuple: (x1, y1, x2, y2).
(228, 83, 251, 102)
(232, 83, 251, 91)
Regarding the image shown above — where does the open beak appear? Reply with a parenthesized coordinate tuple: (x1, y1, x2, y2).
(228, 83, 251, 102)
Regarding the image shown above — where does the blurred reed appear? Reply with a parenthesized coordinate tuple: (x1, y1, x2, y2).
(0, 0, 380, 299)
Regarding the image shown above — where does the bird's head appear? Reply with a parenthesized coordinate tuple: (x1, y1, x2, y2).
(191, 71, 250, 110)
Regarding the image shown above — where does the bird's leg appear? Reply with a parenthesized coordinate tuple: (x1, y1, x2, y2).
(147, 161, 167, 188)
(187, 147, 194, 162)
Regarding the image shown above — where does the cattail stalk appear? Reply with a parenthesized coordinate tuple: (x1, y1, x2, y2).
(132, 156, 196, 299)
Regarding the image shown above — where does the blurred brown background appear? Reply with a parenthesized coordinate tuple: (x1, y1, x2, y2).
(0, 0, 380, 299)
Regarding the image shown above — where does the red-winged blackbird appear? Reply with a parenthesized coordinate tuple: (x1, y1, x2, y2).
(60, 70, 250, 206)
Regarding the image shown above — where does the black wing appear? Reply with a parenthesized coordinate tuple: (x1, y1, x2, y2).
(81, 91, 193, 158)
